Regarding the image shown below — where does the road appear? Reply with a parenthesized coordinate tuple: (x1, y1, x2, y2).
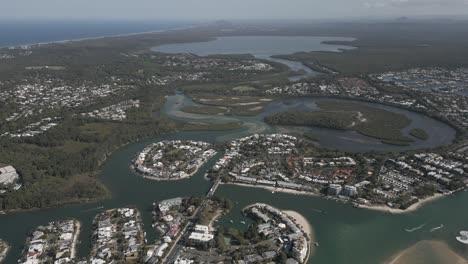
(161, 177, 221, 263)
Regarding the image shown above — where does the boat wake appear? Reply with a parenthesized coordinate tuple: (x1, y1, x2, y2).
(82, 206, 104, 212)
(404, 223, 426, 232)
(430, 224, 444, 232)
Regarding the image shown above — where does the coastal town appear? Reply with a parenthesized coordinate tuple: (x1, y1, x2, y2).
(263, 70, 468, 131)
(1, 16, 468, 264)
(209, 134, 468, 211)
(19, 219, 80, 264)
(89, 207, 144, 263)
(80, 100, 140, 121)
(145, 197, 197, 263)
(8, 197, 313, 264)
(133, 140, 217, 181)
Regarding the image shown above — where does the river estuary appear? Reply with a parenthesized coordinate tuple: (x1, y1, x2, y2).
(0, 36, 465, 264)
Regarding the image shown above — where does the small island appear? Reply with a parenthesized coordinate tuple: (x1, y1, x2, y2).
(133, 140, 217, 181)
(409, 128, 429, 140)
(265, 100, 418, 145)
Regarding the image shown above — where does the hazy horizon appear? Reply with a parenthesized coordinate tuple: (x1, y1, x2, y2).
(3, 0, 468, 21)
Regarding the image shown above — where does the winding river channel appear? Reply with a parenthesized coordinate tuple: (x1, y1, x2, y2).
(0, 94, 463, 264)
(164, 93, 456, 152)
(0, 36, 465, 264)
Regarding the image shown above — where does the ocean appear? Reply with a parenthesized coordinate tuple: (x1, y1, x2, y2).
(0, 20, 192, 48)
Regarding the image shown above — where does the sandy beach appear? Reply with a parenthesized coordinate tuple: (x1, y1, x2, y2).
(3, 25, 196, 49)
(357, 193, 444, 214)
(70, 220, 81, 259)
(221, 182, 320, 197)
(385, 240, 466, 264)
(208, 210, 223, 231)
(283, 210, 316, 262)
(224, 182, 448, 215)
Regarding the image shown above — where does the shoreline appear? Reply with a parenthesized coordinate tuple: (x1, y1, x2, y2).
(137, 151, 217, 182)
(357, 193, 445, 215)
(223, 182, 450, 215)
(70, 220, 81, 259)
(1, 24, 197, 49)
(0, 242, 9, 263)
(221, 182, 321, 197)
(283, 210, 316, 262)
(208, 210, 224, 231)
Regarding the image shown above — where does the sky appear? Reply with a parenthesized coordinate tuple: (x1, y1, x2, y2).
(2, 0, 468, 21)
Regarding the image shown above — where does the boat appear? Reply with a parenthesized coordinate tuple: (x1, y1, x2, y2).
(404, 223, 425, 232)
(240, 221, 246, 225)
(82, 206, 104, 212)
(311, 208, 327, 214)
(314, 242, 320, 247)
(456, 231, 468, 244)
(229, 220, 234, 223)
(430, 224, 444, 232)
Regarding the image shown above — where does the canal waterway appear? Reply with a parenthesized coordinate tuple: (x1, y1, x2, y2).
(164, 92, 456, 152)
(0, 94, 463, 264)
(0, 35, 464, 264)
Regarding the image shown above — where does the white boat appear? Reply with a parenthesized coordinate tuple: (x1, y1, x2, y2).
(456, 230, 468, 244)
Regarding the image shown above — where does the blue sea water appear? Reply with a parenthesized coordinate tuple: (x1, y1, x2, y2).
(0, 20, 192, 47)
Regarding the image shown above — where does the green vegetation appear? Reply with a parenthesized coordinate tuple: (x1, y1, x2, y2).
(380, 140, 411, 146)
(272, 21, 468, 74)
(265, 100, 414, 142)
(181, 106, 227, 115)
(414, 184, 437, 197)
(409, 128, 429, 140)
(232, 86, 258, 92)
(265, 110, 354, 129)
(303, 132, 320, 141)
(190, 94, 272, 116)
(0, 85, 173, 210)
(198, 197, 232, 225)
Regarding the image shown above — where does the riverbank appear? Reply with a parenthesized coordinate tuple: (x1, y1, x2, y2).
(208, 210, 224, 231)
(357, 193, 445, 215)
(385, 240, 466, 264)
(1, 24, 196, 49)
(70, 220, 81, 259)
(221, 182, 320, 197)
(223, 182, 451, 215)
(0, 240, 9, 263)
(283, 210, 316, 261)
